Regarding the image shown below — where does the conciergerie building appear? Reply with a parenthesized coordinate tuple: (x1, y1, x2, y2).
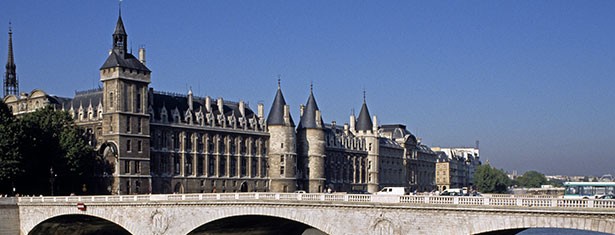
(3, 10, 467, 195)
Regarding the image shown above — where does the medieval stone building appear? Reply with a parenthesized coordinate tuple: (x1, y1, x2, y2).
(3, 11, 446, 195)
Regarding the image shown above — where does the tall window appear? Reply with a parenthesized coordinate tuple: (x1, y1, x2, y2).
(137, 117, 142, 133)
(208, 155, 215, 176)
(124, 160, 130, 174)
(126, 117, 131, 133)
(137, 140, 142, 152)
(230, 157, 236, 177)
(174, 155, 180, 175)
(186, 156, 193, 175)
(135, 161, 140, 174)
(197, 156, 204, 175)
(219, 156, 226, 176)
(127, 139, 132, 152)
(109, 92, 114, 109)
(136, 90, 142, 113)
(240, 157, 247, 177)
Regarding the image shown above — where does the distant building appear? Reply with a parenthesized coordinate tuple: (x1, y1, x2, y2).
(3, 10, 441, 194)
(432, 146, 481, 192)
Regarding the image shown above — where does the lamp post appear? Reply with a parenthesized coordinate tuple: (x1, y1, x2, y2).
(49, 167, 57, 196)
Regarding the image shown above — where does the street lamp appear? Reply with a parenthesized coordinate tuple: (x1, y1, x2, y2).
(49, 167, 57, 196)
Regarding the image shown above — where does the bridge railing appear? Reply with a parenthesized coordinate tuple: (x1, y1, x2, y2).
(16, 193, 615, 209)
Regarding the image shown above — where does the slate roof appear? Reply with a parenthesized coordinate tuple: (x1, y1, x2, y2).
(266, 87, 294, 126)
(114, 15, 126, 36)
(69, 89, 103, 110)
(100, 51, 150, 72)
(298, 90, 323, 129)
(356, 101, 373, 131)
(150, 91, 256, 122)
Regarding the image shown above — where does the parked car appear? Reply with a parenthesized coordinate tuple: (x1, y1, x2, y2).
(294, 190, 306, 194)
(598, 195, 615, 199)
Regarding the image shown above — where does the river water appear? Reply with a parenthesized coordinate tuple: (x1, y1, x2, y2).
(520, 228, 612, 235)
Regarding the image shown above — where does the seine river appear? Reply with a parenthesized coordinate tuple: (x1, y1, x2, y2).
(520, 228, 612, 235)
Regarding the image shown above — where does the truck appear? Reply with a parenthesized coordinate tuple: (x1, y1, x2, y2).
(375, 187, 407, 195)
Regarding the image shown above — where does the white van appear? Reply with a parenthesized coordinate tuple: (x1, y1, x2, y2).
(440, 188, 464, 196)
(376, 187, 406, 195)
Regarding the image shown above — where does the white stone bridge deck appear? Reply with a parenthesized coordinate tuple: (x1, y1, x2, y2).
(5, 193, 615, 234)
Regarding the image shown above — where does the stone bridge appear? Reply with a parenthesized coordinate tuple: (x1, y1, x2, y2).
(1, 193, 614, 235)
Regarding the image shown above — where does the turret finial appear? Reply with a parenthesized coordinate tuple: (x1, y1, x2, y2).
(310, 81, 313, 93)
(119, 0, 122, 17)
(277, 75, 281, 89)
(363, 89, 366, 103)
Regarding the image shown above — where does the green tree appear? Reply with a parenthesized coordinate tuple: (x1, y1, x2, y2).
(474, 164, 511, 193)
(0, 100, 23, 193)
(516, 171, 548, 188)
(15, 107, 96, 195)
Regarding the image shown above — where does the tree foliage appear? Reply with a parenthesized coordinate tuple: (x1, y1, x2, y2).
(474, 164, 511, 193)
(515, 170, 548, 188)
(0, 104, 97, 195)
(0, 100, 23, 184)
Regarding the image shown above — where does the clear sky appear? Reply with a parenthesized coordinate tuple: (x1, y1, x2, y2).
(1, 1, 613, 176)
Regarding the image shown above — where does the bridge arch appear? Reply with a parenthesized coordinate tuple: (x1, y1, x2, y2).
(29, 214, 131, 235)
(181, 207, 334, 235)
(471, 215, 615, 235)
(186, 215, 327, 235)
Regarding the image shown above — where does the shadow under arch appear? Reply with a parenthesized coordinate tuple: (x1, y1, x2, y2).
(475, 227, 614, 235)
(187, 215, 328, 235)
(29, 214, 131, 235)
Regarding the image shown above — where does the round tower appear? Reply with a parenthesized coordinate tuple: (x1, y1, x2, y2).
(297, 85, 326, 193)
(266, 81, 297, 192)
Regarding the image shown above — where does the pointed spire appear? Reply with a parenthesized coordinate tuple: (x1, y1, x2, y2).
(298, 83, 323, 129)
(7, 22, 14, 66)
(112, 2, 127, 55)
(356, 91, 373, 131)
(4, 21, 18, 97)
(267, 80, 294, 126)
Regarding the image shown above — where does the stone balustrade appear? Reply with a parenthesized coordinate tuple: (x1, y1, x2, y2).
(16, 193, 615, 209)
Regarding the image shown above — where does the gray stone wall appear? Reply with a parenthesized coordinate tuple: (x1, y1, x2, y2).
(268, 125, 297, 192)
(0, 199, 19, 235)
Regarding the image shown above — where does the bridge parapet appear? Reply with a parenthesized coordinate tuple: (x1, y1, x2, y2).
(17, 193, 615, 209)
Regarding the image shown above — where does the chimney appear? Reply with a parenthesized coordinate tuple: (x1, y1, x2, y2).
(139, 47, 146, 65)
(299, 104, 305, 117)
(205, 96, 211, 113)
(217, 97, 224, 114)
(315, 110, 322, 128)
(349, 114, 356, 132)
(187, 88, 193, 110)
(239, 100, 245, 117)
(257, 103, 264, 119)
(283, 104, 291, 125)
(372, 115, 378, 132)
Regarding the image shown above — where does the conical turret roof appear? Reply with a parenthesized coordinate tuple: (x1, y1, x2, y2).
(356, 99, 373, 131)
(266, 83, 294, 126)
(298, 87, 323, 129)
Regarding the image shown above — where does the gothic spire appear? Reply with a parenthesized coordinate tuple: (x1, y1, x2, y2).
(356, 91, 373, 131)
(266, 80, 294, 126)
(112, 5, 128, 56)
(4, 22, 18, 97)
(298, 84, 323, 129)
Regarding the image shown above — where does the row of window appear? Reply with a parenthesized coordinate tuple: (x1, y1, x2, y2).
(152, 130, 267, 156)
(126, 139, 143, 153)
(152, 154, 268, 178)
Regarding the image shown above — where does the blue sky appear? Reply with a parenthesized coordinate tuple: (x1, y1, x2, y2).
(1, 1, 614, 176)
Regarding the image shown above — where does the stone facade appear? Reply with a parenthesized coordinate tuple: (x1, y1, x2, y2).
(3, 10, 444, 195)
(432, 146, 481, 192)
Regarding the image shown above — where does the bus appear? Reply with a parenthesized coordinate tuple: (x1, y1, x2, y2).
(563, 182, 615, 199)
